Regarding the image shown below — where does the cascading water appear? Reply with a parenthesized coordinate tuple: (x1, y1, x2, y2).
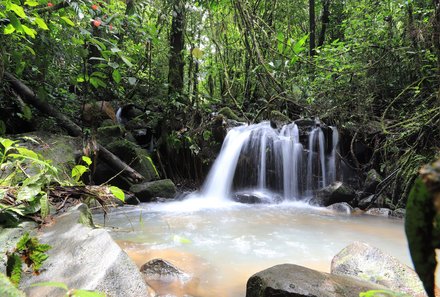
(201, 121, 339, 202)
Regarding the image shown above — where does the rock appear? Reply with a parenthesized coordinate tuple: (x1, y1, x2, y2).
(14, 132, 82, 177)
(124, 193, 141, 205)
(96, 124, 125, 146)
(391, 208, 406, 219)
(140, 259, 190, 282)
(327, 202, 353, 214)
(358, 195, 374, 209)
(233, 193, 282, 204)
(218, 107, 243, 122)
(315, 182, 356, 206)
(331, 241, 427, 297)
(106, 139, 159, 182)
(270, 110, 290, 124)
(130, 179, 177, 202)
(20, 204, 152, 297)
(246, 264, 388, 297)
(365, 208, 391, 217)
(364, 169, 382, 193)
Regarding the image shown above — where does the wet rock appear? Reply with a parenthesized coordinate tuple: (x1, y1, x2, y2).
(327, 202, 353, 214)
(391, 208, 406, 219)
(315, 182, 356, 206)
(364, 169, 382, 193)
(140, 259, 190, 283)
(233, 193, 282, 204)
(246, 263, 388, 297)
(365, 208, 391, 217)
(331, 241, 427, 297)
(20, 204, 152, 297)
(358, 195, 374, 209)
(130, 179, 177, 202)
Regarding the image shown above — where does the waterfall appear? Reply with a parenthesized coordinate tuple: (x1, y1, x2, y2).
(200, 121, 339, 202)
(328, 126, 339, 184)
(201, 126, 251, 201)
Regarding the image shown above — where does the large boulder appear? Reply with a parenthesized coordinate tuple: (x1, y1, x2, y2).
(246, 264, 388, 297)
(106, 139, 159, 182)
(20, 204, 153, 297)
(315, 182, 356, 206)
(331, 241, 427, 297)
(130, 179, 177, 202)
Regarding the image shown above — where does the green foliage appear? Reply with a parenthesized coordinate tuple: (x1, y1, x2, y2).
(71, 156, 92, 183)
(0, 137, 59, 223)
(0, 272, 25, 297)
(31, 281, 105, 297)
(6, 232, 51, 286)
(109, 186, 125, 202)
(359, 290, 410, 297)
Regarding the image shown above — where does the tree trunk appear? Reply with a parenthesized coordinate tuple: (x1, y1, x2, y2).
(318, 0, 330, 47)
(309, 0, 316, 56)
(168, 0, 186, 101)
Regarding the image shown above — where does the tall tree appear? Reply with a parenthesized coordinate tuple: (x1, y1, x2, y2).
(309, 0, 316, 56)
(168, 0, 186, 101)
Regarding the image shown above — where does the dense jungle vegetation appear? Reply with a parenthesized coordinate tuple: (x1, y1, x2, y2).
(1, 0, 439, 208)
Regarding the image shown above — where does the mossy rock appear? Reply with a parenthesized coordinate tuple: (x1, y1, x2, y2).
(218, 107, 242, 122)
(96, 125, 125, 146)
(270, 110, 291, 123)
(130, 179, 176, 202)
(106, 139, 159, 181)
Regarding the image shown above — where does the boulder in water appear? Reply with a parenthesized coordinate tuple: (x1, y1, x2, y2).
(232, 192, 282, 204)
(140, 259, 190, 283)
(130, 179, 176, 202)
(246, 263, 388, 297)
(365, 208, 391, 217)
(331, 241, 427, 297)
(327, 202, 353, 214)
(315, 182, 356, 206)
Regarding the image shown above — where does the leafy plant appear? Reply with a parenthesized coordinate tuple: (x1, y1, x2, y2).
(71, 156, 92, 183)
(0, 137, 59, 224)
(6, 232, 51, 286)
(359, 290, 410, 297)
(31, 281, 105, 297)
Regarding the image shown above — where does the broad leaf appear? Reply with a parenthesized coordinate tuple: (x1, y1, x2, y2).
(109, 186, 125, 202)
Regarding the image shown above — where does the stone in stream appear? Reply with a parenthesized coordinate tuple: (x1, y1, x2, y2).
(314, 182, 356, 206)
(331, 241, 427, 297)
(130, 179, 177, 202)
(326, 202, 353, 214)
(365, 207, 392, 217)
(246, 263, 389, 297)
(140, 258, 191, 283)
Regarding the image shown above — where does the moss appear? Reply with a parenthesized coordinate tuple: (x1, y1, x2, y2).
(218, 107, 242, 122)
(106, 139, 159, 181)
(270, 110, 291, 123)
(130, 179, 176, 202)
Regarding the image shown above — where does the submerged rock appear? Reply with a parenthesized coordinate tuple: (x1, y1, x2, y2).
(246, 263, 388, 297)
(331, 241, 427, 297)
(130, 179, 177, 202)
(315, 182, 356, 206)
(140, 259, 190, 283)
(365, 208, 391, 217)
(327, 202, 353, 214)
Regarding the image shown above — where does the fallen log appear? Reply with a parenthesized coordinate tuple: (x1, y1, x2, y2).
(4, 72, 144, 183)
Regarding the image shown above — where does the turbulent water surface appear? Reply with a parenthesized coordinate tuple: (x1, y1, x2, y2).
(94, 200, 409, 297)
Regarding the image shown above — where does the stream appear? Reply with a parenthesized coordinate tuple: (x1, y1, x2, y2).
(94, 199, 409, 297)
